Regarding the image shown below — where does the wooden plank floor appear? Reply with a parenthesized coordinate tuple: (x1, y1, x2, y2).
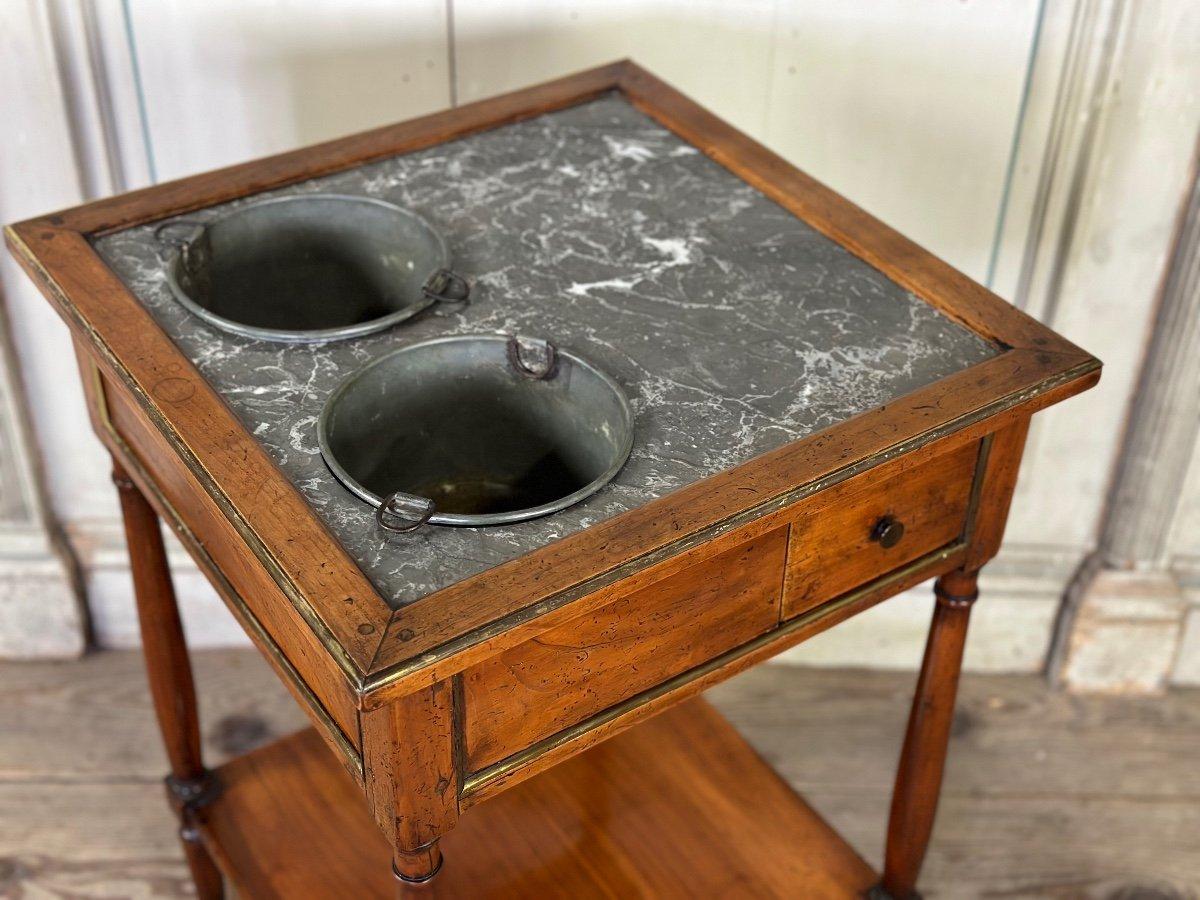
(0, 650, 1196, 898)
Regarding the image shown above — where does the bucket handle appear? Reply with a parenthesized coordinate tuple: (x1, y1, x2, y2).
(153, 219, 207, 264)
(153, 218, 207, 248)
(375, 491, 436, 533)
(507, 335, 558, 380)
(422, 269, 471, 310)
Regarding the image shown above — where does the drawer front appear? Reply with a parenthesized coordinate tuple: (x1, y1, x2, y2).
(463, 527, 788, 771)
(782, 441, 979, 619)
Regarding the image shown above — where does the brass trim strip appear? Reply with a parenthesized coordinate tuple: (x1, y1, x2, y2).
(365, 356, 1096, 693)
(961, 432, 994, 547)
(775, 521, 795, 626)
(461, 540, 965, 796)
(89, 355, 115, 433)
(88, 361, 365, 781)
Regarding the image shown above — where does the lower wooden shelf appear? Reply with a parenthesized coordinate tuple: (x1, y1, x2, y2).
(196, 697, 877, 898)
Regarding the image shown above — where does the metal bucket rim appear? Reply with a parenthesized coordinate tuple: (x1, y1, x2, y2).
(316, 333, 635, 527)
(161, 193, 453, 344)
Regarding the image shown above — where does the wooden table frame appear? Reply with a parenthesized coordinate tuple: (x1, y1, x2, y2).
(7, 61, 1099, 898)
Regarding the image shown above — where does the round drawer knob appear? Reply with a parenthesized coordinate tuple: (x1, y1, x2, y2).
(871, 515, 905, 549)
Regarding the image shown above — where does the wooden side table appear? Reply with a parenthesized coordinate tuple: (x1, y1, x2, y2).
(7, 62, 1099, 898)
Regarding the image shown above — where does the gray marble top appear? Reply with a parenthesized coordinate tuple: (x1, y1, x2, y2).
(94, 93, 997, 610)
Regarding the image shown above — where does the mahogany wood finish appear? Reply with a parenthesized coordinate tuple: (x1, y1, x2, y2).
(963, 418, 1032, 571)
(6, 61, 1100, 896)
(361, 682, 459, 885)
(463, 526, 787, 770)
(461, 542, 975, 809)
(783, 441, 976, 619)
(112, 461, 224, 900)
(452, 426, 1029, 817)
(880, 569, 980, 900)
(198, 700, 876, 899)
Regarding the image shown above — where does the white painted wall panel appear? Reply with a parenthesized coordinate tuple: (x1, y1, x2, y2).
(1169, 442, 1200, 682)
(454, 0, 1039, 283)
(126, 0, 451, 180)
(987, 0, 1080, 307)
(1174, 605, 1200, 685)
(766, 0, 1042, 282)
(453, 0, 780, 141)
(1004, 0, 1200, 554)
(1171, 443, 1200, 567)
(781, 584, 1059, 674)
(0, 1, 114, 522)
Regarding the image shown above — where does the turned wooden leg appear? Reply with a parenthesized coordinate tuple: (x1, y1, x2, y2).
(875, 568, 979, 900)
(393, 842, 444, 892)
(113, 460, 224, 900)
(362, 683, 459, 897)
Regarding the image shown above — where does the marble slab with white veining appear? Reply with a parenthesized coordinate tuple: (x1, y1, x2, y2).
(94, 93, 998, 610)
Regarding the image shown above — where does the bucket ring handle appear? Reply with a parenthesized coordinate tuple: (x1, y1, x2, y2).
(153, 219, 207, 249)
(375, 491, 436, 533)
(422, 269, 471, 310)
(507, 335, 558, 380)
(153, 219, 207, 265)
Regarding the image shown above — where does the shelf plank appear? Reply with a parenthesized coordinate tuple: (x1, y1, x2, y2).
(197, 697, 876, 898)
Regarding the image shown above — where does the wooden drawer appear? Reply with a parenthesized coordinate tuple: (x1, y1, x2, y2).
(782, 441, 979, 619)
(462, 527, 788, 771)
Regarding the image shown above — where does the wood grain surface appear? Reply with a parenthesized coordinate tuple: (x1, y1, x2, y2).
(783, 442, 977, 619)
(361, 681, 459, 880)
(2, 651, 1195, 898)
(463, 527, 787, 770)
(198, 701, 876, 899)
(882, 570, 978, 898)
